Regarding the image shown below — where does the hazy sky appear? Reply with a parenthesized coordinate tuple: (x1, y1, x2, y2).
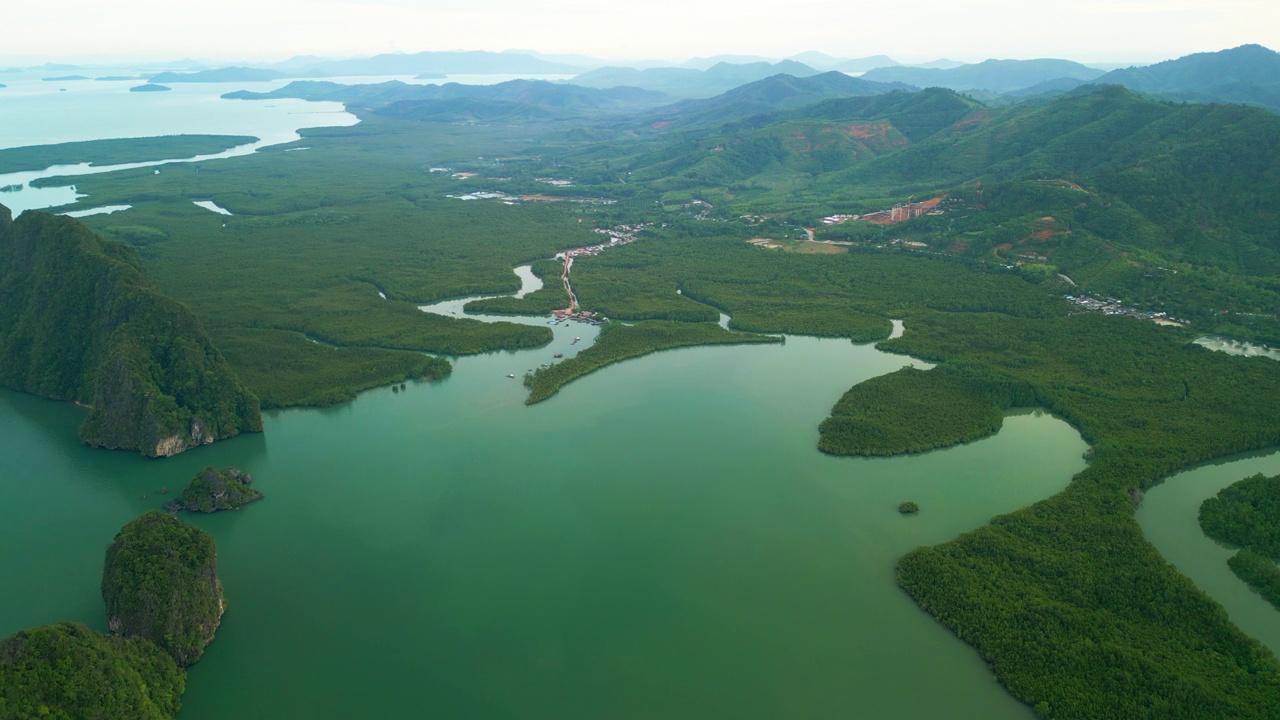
(3, 0, 1277, 66)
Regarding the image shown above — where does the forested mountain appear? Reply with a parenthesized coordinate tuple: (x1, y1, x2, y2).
(636, 71, 909, 130)
(861, 58, 1105, 93)
(0, 204, 262, 456)
(570, 60, 821, 98)
(609, 88, 981, 189)
(788, 52, 900, 73)
(1095, 44, 1280, 113)
(226, 79, 669, 119)
(844, 85, 1280, 272)
(639, 84, 1280, 276)
(547, 83, 1280, 338)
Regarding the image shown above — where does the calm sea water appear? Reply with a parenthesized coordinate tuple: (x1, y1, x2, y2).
(0, 70, 572, 214)
(0, 330, 1089, 719)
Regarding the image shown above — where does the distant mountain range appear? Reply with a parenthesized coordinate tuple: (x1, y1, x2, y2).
(1093, 44, 1280, 113)
(787, 52, 902, 73)
(224, 71, 915, 129)
(268, 50, 584, 77)
(225, 79, 669, 121)
(861, 59, 1105, 93)
(570, 61, 821, 98)
(18, 44, 1278, 118)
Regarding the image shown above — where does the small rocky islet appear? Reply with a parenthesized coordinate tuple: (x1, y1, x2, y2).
(165, 466, 262, 513)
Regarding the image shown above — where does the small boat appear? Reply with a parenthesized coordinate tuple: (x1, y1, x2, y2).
(507, 373, 515, 378)
(553, 353, 563, 358)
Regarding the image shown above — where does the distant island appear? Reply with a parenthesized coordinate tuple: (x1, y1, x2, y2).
(96, 75, 137, 81)
(130, 83, 172, 92)
(149, 66, 286, 83)
(415, 72, 447, 79)
(42, 74, 90, 81)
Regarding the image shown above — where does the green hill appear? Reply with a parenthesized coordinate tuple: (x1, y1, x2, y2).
(844, 85, 1280, 273)
(554, 83, 1280, 339)
(637, 71, 909, 131)
(1096, 44, 1280, 113)
(0, 204, 262, 456)
(570, 60, 821, 99)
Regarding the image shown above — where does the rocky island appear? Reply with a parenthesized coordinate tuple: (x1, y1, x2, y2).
(130, 83, 172, 92)
(0, 622, 185, 719)
(102, 511, 225, 666)
(0, 203, 262, 456)
(166, 466, 263, 513)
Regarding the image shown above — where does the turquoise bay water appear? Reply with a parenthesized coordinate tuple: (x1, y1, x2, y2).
(0, 333, 1088, 719)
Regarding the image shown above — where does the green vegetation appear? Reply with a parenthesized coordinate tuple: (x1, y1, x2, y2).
(524, 320, 781, 404)
(0, 206, 262, 456)
(1200, 473, 1280, 559)
(463, 258, 567, 315)
(819, 364, 1031, 455)
(34, 76, 1280, 718)
(1227, 550, 1280, 610)
(822, 312, 1280, 718)
(1096, 44, 1280, 113)
(52, 119, 610, 407)
(102, 511, 224, 667)
(898, 501, 919, 515)
(1200, 473, 1280, 610)
(167, 467, 262, 513)
(212, 328, 450, 409)
(0, 622, 184, 720)
(0, 135, 256, 173)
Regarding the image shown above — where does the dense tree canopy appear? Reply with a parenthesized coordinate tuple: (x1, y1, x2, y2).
(102, 512, 224, 667)
(0, 622, 184, 720)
